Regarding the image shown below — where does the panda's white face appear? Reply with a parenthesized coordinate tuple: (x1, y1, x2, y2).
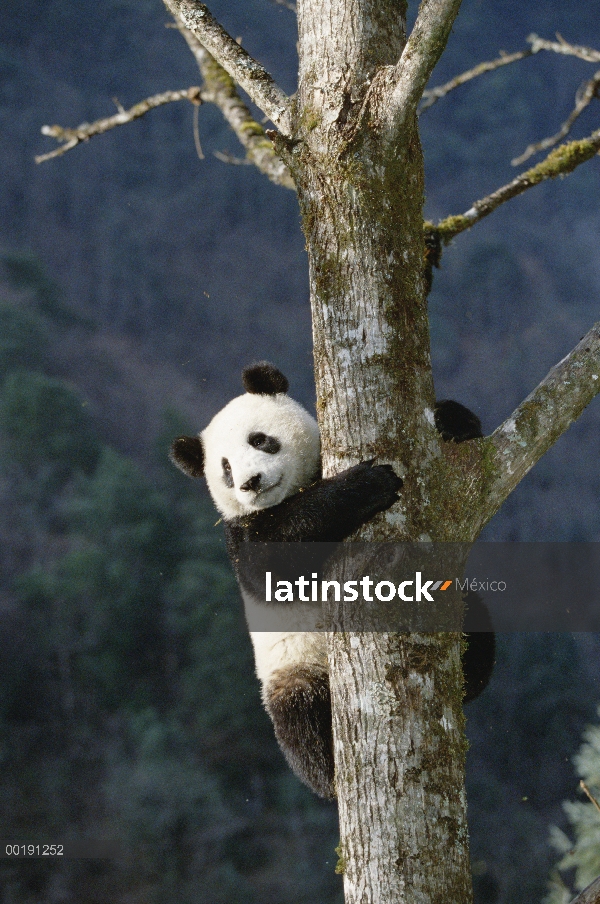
(201, 392, 321, 519)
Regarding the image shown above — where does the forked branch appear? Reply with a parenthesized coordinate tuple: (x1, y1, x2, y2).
(421, 33, 600, 113)
(529, 33, 600, 65)
(481, 320, 600, 526)
(162, 0, 293, 135)
(420, 49, 532, 112)
(36, 88, 202, 163)
(512, 69, 600, 165)
(174, 22, 294, 189)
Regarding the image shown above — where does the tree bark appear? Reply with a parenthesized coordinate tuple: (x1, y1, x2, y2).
(287, 1, 472, 902)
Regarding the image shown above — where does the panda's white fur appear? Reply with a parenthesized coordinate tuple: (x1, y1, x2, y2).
(201, 390, 328, 747)
(202, 392, 320, 520)
(250, 631, 326, 687)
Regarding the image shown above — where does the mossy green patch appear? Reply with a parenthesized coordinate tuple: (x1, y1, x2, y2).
(523, 136, 599, 184)
(334, 843, 347, 875)
(202, 56, 236, 94)
(435, 214, 472, 243)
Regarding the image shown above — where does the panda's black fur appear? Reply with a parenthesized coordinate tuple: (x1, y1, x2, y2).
(170, 362, 494, 799)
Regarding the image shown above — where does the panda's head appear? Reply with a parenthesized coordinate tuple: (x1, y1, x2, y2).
(170, 362, 321, 520)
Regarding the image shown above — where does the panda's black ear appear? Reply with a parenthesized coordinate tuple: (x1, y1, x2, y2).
(242, 361, 289, 395)
(169, 435, 205, 479)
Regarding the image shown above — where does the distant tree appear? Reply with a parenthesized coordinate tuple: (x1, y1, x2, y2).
(546, 706, 600, 904)
(1, 250, 94, 328)
(0, 301, 49, 380)
(37, 2, 600, 902)
(1, 370, 100, 477)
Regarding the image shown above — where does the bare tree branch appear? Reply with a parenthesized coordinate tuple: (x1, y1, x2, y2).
(162, 0, 293, 135)
(387, 0, 463, 129)
(529, 32, 600, 65)
(35, 88, 202, 163)
(481, 320, 600, 525)
(512, 70, 600, 165)
(432, 128, 600, 243)
(421, 33, 600, 114)
(420, 49, 532, 112)
(570, 875, 600, 904)
(174, 22, 294, 189)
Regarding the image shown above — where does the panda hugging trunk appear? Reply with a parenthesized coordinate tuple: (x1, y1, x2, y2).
(170, 362, 494, 799)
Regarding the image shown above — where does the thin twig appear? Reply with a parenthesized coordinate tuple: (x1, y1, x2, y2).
(192, 102, 205, 159)
(162, 0, 292, 135)
(36, 88, 203, 163)
(433, 128, 600, 242)
(528, 32, 600, 65)
(421, 49, 532, 112)
(580, 780, 600, 815)
(214, 150, 252, 166)
(512, 70, 600, 165)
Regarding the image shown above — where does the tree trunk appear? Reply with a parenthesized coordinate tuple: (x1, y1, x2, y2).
(285, 1, 474, 901)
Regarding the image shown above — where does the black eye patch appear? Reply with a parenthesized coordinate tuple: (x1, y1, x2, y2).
(248, 432, 281, 454)
(221, 457, 234, 488)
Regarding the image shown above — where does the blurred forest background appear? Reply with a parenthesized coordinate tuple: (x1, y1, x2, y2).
(1, 1, 600, 902)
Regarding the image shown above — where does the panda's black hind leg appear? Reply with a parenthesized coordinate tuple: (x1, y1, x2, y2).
(462, 592, 495, 702)
(264, 665, 335, 799)
(434, 400, 483, 442)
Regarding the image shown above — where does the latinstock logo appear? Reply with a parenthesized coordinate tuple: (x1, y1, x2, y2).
(264, 571, 456, 603)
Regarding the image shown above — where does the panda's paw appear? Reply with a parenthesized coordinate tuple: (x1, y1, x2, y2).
(346, 460, 403, 509)
(368, 462, 404, 508)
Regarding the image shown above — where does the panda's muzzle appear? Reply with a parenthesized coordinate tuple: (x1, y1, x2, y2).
(239, 474, 282, 495)
(240, 474, 262, 493)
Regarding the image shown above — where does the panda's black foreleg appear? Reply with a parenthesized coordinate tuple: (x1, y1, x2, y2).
(264, 664, 335, 799)
(246, 460, 403, 543)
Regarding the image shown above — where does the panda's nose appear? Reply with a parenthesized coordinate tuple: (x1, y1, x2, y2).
(240, 474, 261, 492)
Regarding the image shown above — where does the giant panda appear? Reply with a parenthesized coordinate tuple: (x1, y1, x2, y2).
(170, 361, 494, 799)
